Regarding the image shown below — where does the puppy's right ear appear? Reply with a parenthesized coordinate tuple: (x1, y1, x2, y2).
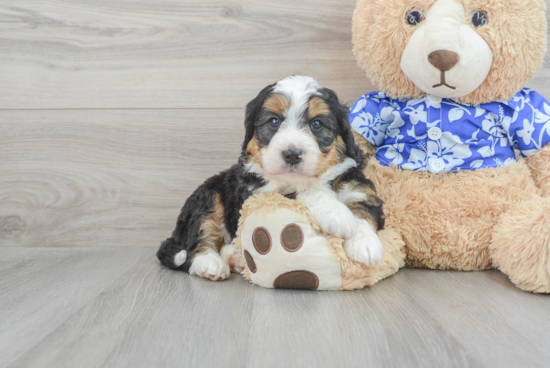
(241, 83, 276, 156)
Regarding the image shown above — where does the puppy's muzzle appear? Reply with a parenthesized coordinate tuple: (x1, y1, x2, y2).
(282, 148, 303, 166)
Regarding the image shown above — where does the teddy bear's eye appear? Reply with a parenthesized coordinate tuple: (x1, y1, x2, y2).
(472, 11, 488, 28)
(407, 10, 424, 26)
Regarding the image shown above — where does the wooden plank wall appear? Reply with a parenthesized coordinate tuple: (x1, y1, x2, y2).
(1, 1, 549, 247)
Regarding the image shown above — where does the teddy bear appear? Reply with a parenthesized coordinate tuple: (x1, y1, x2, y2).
(236, 0, 550, 293)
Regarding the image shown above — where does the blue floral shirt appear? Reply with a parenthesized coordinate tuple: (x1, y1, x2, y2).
(349, 89, 550, 173)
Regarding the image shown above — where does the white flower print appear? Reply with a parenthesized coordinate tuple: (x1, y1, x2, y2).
(482, 112, 508, 147)
(511, 94, 530, 111)
(474, 107, 486, 118)
(368, 92, 386, 104)
(534, 106, 550, 125)
(516, 119, 535, 146)
(351, 97, 367, 114)
(500, 115, 513, 134)
(477, 145, 494, 158)
(448, 108, 464, 122)
(384, 109, 405, 139)
(470, 160, 484, 169)
(482, 113, 506, 137)
(351, 111, 386, 146)
(428, 132, 472, 170)
(466, 129, 480, 145)
(404, 105, 428, 139)
(404, 105, 428, 125)
(402, 147, 428, 171)
(384, 143, 405, 165)
(495, 157, 516, 167)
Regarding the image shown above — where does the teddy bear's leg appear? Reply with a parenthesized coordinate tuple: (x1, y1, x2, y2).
(490, 197, 550, 293)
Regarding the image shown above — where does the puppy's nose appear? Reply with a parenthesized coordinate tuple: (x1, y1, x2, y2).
(428, 50, 460, 72)
(282, 148, 303, 166)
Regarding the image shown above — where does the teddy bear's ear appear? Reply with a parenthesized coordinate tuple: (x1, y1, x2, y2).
(321, 88, 365, 167)
(240, 83, 276, 157)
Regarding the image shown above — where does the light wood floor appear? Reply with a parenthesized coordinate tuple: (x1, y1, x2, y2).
(1, 247, 550, 368)
(1, 1, 550, 367)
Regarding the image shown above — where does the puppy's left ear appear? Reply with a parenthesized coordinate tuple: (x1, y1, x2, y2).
(323, 88, 365, 167)
(241, 83, 276, 158)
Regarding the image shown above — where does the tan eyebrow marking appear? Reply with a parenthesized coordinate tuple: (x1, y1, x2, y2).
(308, 97, 331, 119)
(263, 94, 290, 115)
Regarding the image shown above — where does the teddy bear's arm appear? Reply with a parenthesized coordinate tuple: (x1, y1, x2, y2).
(526, 143, 550, 197)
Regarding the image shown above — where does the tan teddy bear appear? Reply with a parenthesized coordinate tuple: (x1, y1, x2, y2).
(237, 0, 550, 293)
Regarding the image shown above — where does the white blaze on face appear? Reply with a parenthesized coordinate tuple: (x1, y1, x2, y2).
(400, 0, 493, 98)
(261, 76, 324, 180)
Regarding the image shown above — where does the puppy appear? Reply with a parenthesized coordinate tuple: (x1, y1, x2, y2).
(157, 76, 385, 281)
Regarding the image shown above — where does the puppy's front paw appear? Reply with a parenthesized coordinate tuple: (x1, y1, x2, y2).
(344, 219, 384, 266)
(189, 250, 230, 281)
(312, 204, 358, 239)
(220, 243, 245, 273)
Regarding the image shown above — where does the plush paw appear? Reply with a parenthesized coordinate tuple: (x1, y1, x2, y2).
(344, 219, 384, 266)
(306, 202, 357, 239)
(220, 243, 245, 273)
(189, 250, 230, 281)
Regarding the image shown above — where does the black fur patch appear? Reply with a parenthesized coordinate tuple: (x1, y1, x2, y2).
(241, 83, 276, 156)
(334, 167, 385, 231)
(319, 88, 365, 168)
(308, 114, 337, 152)
(254, 111, 282, 147)
(157, 164, 265, 271)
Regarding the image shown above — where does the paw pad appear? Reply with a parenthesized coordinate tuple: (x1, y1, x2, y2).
(281, 224, 303, 252)
(243, 250, 257, 273)
(252, 227, 271, 254)
(274, 270, 319, 290)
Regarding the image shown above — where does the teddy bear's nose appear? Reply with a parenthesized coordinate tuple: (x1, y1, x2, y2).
(428, 50, 460, 72)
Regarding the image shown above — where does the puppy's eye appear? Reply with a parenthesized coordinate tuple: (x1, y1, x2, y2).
(268, 118, 280, 128)
(310, 120, 322, 130)
(407, 10, 424, 26)
(472, 11, 488, 28)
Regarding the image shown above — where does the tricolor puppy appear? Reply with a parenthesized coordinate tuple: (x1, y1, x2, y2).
(157, 76, 385, 281)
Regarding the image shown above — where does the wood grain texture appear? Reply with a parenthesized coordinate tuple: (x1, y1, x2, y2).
(0, 109, 244, 247)
(1, 1, 548, 110)
(0, 0, 373, 109)
(2, 247, 549, 368)
(0, 247, 151, 367)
